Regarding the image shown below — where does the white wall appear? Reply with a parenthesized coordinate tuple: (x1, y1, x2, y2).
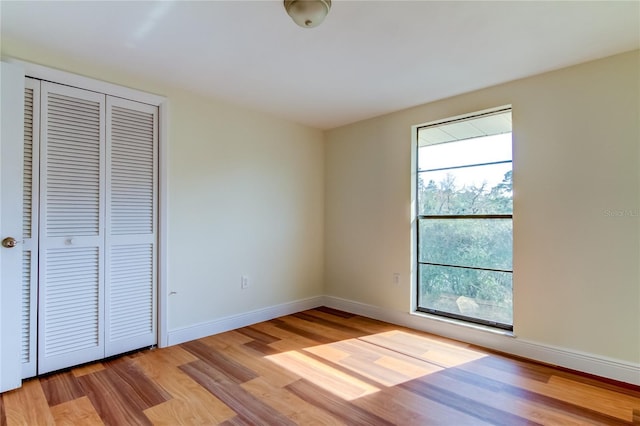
(325, 51, 640, 370)
(167, 91, 325, 329)
(1, 40, 325, 337)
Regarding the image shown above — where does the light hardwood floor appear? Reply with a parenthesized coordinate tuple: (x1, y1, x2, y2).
(1, 307, 639, 425)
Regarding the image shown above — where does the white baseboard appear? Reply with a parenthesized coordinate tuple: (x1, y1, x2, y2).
(323, 296, 640, 386)
(167, 296, 325, 346)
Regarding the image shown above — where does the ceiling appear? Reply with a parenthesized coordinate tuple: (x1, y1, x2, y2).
(1, 1, 638, 130)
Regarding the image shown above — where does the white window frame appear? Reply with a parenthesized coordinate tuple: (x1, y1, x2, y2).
(412, 106, 513, 331)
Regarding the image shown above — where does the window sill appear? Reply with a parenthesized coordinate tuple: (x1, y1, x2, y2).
(410, 310, 516, 338)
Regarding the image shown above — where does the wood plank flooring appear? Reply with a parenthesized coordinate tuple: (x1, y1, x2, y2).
(2, 307, 639, 425)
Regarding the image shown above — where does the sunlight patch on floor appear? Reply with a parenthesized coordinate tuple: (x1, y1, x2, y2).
(266, 350, 380, 401)
(359, 330, 488, 367)
(266, 329, 487, 401)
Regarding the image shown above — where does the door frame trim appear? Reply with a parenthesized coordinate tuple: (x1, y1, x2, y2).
(7, 58, 170, 350)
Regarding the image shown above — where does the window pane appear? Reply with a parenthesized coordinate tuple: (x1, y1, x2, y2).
(418, 133, 511, 171)
(418, 264, 513, 326)
(418, 162, 512, 215)
(416, 109, 513, 329)
(419, 218, 512, 271)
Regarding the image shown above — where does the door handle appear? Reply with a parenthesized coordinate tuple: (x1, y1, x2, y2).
(1, 237, 18, 248)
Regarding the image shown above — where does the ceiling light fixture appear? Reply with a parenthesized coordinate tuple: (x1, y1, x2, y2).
(284, 0, 331, 28)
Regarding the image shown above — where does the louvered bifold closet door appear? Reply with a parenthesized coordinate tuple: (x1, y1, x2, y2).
(21, 78, 40, 378)
(105, 97, 157, 356)
(38, 82, 106, 374)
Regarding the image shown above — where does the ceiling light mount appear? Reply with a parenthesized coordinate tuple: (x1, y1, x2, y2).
(284, 0, 331, 29)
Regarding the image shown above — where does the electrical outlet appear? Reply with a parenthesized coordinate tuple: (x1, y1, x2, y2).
(241, 275, 250, 289)
(392, 273, 400, 286)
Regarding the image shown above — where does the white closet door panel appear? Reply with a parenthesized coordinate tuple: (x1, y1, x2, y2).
(42, 248, 101, 351)
(105, 97, 157, 356)
(21, 78, 40, 378)
(39, 247, 104, 372)
(110, 103, 156, 235)
(44, 89, 102, 238)
(0, 61, 24, 393)
(21, 251, 33, 363)
(23, 84, 35, 240)
(38, 82, 105, 374)
(106, 242, 156, 355)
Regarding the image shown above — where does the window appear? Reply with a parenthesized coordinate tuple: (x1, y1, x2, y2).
(416, 108, 513, 330)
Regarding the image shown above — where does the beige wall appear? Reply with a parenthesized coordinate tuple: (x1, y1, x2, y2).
(166, 91, 324, 329)
(325, 50, 640, 364)
(1, 40, 325, 332)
